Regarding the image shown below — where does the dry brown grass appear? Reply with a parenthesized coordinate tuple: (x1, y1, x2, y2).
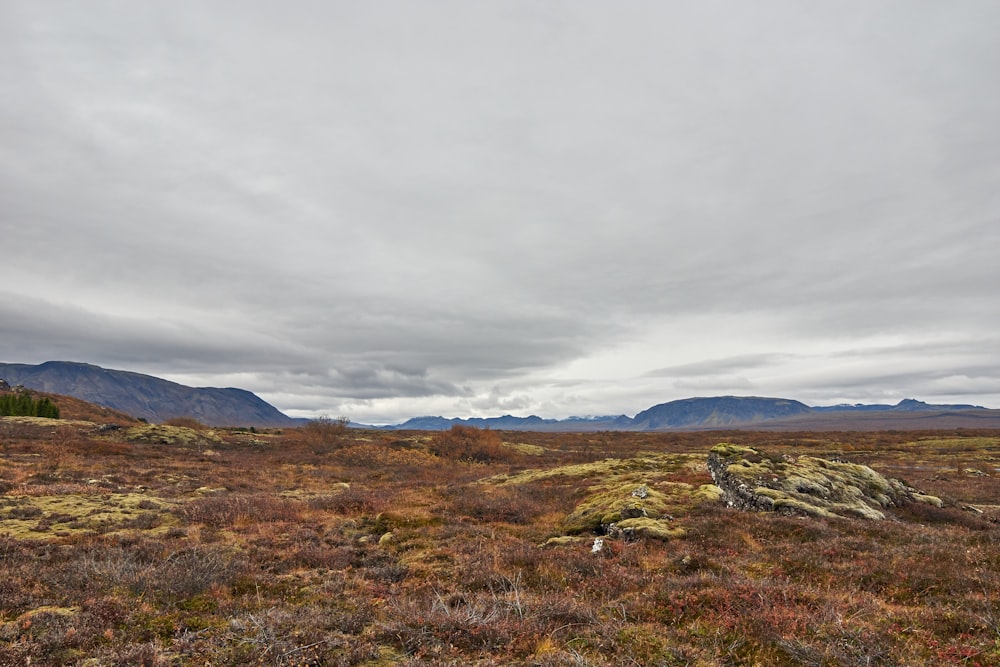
(1, 417, 999, 665)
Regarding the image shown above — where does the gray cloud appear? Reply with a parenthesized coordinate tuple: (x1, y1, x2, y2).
(3, 1, 999, 422)
(645, 354, 793, 379)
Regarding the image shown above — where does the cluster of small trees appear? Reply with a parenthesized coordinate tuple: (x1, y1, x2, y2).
(0, 392, 60, 418)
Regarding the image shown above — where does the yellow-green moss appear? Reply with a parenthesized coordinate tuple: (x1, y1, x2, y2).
(614, 517, 685, 540)
(694, 484, 724, 502)
(18, 605, 81, 620)
(0, 416, 94, 427)
(542, 535, 588, 547)
(0, 492, 175, 539)
(487, 453, 703, 486)
(126, 424, 221, 446)
(710, 443, 758, 458)
(713, 444, 943, 520)
(503, 442, 546, 456)
(562, 484, 672, 534)
(913, 493, 944, 507)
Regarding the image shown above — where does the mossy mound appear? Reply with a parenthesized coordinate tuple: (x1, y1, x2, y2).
(562, 484, 672, 534)
(708, 444, 942, 520)
(484, 453, 713, 542)
(612, 517, 685, 541)
(486, 453, 702, 486)
(126, 424, 221, 446)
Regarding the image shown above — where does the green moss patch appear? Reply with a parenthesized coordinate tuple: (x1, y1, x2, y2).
(693, 484, 724, 502)
(125, 424, 221, 446)
(613, 517, 685, 541)
(0, 492, 175, 539)
(1, 416, 93, 427)
(562, 484, 673, 534)
(487, 453, 703, 486)
(503, 441, 546, 456)
(484, 453, 716, 541)
(542, 535, 589, 547)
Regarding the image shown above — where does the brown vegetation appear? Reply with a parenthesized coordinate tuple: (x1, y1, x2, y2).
(429, 424, 515, 463)
(1, 416, 999, 665)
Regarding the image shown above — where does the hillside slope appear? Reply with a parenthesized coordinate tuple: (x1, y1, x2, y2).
(0, 361, 296, 427)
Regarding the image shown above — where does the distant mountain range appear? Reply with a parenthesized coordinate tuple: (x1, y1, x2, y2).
(379, 396, 993, 431)
(1, 361, 996, 430)
(387, 414, 637, 432)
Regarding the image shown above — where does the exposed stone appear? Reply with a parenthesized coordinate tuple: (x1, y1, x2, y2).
(707, 443, 943, 520)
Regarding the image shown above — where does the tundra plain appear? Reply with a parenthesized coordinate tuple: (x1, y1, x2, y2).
(1, 413, 999, 666)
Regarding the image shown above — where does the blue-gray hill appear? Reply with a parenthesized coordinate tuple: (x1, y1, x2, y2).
(632, 396, 812, 429)
(0, 361, 297, 427)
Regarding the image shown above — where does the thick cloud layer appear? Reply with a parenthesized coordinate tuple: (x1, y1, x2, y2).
(3, 2, 999, 422)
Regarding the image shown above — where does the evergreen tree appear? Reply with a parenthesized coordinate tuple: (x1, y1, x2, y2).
(0, 393, 60, 418)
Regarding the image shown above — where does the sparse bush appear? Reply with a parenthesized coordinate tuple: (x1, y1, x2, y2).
(163, 417, 207, 430)
(290, 543, 354, 570)
(179, 493, 303, 528)
(443, 484, 543, 524)
(332, 443, 440, 468)
(306, 486, 384, 514)
(430, 425, 515, 463)
(299, 415, 350, 451)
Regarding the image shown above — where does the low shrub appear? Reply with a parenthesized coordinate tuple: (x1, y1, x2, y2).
(443, 484, 545, 524)
(332, 443, 440, 468)
(179, 493, 303, 528)
(430, 425, 516, 463)
(299, 416, 349, 450)
(306, 486, 385, 514)
(162, 417, 207, 430)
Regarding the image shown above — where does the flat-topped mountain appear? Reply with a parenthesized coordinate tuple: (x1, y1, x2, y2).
(631, 396, 812, 429)
(0, 361, 297, 427)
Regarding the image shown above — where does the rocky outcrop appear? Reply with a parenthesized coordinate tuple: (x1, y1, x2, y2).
(707, 443, 942, 520)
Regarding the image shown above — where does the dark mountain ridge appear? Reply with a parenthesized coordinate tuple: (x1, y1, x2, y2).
(0, 361, 297, 427)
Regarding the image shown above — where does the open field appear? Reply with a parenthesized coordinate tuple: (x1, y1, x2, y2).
(2, 416, 999, 666)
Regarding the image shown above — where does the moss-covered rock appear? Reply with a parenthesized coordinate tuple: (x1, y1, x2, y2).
(562, 484, 673, 534)
(708, 444, 942, 520)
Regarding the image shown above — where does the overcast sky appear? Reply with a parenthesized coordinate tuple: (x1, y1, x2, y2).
(2, 1, 999, 423)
